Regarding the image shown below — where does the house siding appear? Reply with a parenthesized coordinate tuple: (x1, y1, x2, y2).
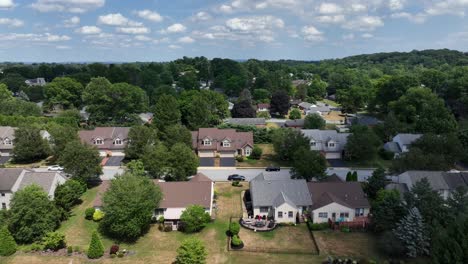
(311, 202, 369, 223)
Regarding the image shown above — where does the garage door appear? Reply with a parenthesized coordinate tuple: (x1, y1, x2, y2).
(199, 151, 215, 157)
(199, 157, 215, 167)
(220, 158, 236, 167)
(325, 152, 342, 159)
(219, 151, 235, 158)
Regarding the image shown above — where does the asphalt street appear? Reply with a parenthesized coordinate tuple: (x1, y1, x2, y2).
(198, 168, 291, 182)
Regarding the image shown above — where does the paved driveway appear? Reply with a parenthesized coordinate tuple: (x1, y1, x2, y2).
(104, 156, 124, 166)
(220, 158, 236, 167)
(198, 168, 292, 182)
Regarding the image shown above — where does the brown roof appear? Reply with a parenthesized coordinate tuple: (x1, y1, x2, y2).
(307, 182, 370, 210)
(93, 180, 212, 209)
(0, 168, 24, 191)
(79, 127, 130, 150)
(191, 128, 253, 152)
(189, 172, 212, 182)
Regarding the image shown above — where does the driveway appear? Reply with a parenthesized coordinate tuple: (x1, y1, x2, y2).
(327, 159, 347, 168)
(198, 168, 291, 182)
(104, 156, 124, 166)
(0, 156, 10, 165)
(220, 158, 236, 167)
(101, 167, 124, 180)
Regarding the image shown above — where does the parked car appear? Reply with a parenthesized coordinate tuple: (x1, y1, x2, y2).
(48, 165, 64, 171)
(227, 174, 246, 181)
(265, 166, 280, 172)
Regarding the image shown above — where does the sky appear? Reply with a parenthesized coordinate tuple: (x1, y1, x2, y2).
(1, 0, 468, 62)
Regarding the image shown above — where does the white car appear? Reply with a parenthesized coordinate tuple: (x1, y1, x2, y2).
(48, 165, 64, 171)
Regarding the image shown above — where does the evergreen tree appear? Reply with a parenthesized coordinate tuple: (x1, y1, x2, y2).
(364, 167, 386, 199)
(12, 126, 50, 163)
(404, 178, 446, 225)
(0, 226, 17, 256)
(153, 94, 181, 131)
(175, 238, 207, 264)
(393, 208, 430, 258)
(87, 230, 104, 259)
(371, 189, 406, 232)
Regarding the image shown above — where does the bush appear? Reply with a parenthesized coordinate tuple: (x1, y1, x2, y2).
(85, 208, 95, 220)
(180, 205, 211, 233)
(176, 238, 207, 264)
(250, 146, 263, 160)
(73, 246, 81, 253)
(229, 222, 241, 236)
(42, 232, 66, 251)
(235, 155, 244, 162)
(379, 148, 394, 160)
(110, 254, 116, 258)
(341, 226, 350, 233)
(231, 235, 244, 249)
(232, 181, 241, 187)
(308, 222, 329, 231)
(117, 251, 124, 258)
(87, 231, 104, 259)
(164, 225, 172, 232)
(110, 244, 119, 255)
(67, 246, 73, 255)
(93, 209, 105, 222)
(0, 226, 17, 256)
(30, 242, 44, 252)
(158, 216, 165, 224)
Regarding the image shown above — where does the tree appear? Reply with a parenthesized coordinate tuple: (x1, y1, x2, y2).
(178, 71, 199, 90)
(44, 77, 84, 110)
(0, 73, 26, 93)
(345, 126, 381, 161)
(12, 126, 50, 163)
(250, 145, 263, 160)
(48, 124, 78, 159)
(180, 205, 211, 233)
(8, 185, 61, 243)
(308, 77, 327, 100)
(175, 238, 207, 264)
(41, 231, 66, 251)
(289, 108, 301, 120)
(371, 189, 406, 232)
(252, 89, 270, 101)
(291, 147, 327, 181)
(100, 172, 162, 241)
(59, 141, 102, 184)
(87, 230, 104, 259)
(231, 99, 255, 118)
(404, 178, 446, 225)
(0, 83, 13, 101)
(184, 95, 211, 129)
(364, 167, 386, 200)
(0, 226, 17, 256)
(54, 180, 86, 216)
(345, 171, 358, 181)
(304, 113, 325, 129)
(153, 94, 181, 131)
(159, 124, 192, 147)
(447, 186, 468, 216)
(374, 74, 419, 113)
(126, 160, 147, 177)
(271, 129, 310, 161)
(270, 90, 290, 116)
(336, 85, 370, 113)
(167, 143, 199, 181)
(142, 143, 170, 179)
(124, 126, 158, 160)
(393, 208, 430, 258)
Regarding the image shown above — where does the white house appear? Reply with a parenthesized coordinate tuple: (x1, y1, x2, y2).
(301, 129, 350, 159)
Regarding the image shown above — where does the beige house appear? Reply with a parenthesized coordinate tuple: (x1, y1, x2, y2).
(191, 128, 254, 158)
(79, 127, 130, 157)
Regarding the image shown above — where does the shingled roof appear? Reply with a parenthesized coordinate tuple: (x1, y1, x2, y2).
(250, 178, 312, 207)
(191, 128, 253, 151)
(0, 168, 24, 191)
(307, 182, 370, 210)
(79, 127, 130, 150)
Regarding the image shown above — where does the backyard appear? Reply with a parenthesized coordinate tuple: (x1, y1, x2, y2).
(236, 144, 291, 168)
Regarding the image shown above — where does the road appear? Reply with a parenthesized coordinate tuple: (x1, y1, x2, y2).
(33, 166, 124, 180)
(198, 168, 291, 182)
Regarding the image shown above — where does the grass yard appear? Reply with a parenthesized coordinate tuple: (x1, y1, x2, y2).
(236, 144, 292, 168)
(344, 157, 392, 169)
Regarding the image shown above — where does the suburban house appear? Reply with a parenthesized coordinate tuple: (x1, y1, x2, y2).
(225, 118, 266, 128)
(0, 168, 66, 209)
(94, 174, 214, 230)
(284, 119, 305, 128)
(257, 103, 270, 112)
(191, 128, 254, 167)
(25, 77, 46, 86)
(0, 126, 50, 163)
(392, 171, 468, 200)
(79, 127, 130, 157)
(249, 174, 312, 224)
(138, 112, 154, 124)
(299, 102, 331, 116)
(301, 129, 350, 159)
(384, 133, 422, 156)
(307, 182, 370, 224)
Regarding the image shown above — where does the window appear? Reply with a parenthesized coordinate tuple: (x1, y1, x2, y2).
(1, 193, 4, 197)
(4, 138, 12, 145)
(278, 211, 283, 218)
(328, 142, 335, 147)
(114, 138, 122, 145)
(260, 207, 269, 213)
(222, 140, 230, 147)
(302, 206, 308, 212)
(245, 148, 252, 156)
(310, 141, 316, 147)
(203, 139, 211, 146)
(355, 208, 364, 217)
(318, 212, 328, 218)
(1, 203, 5, 210)
(340, 212, 349, 218)
(288, 211, 293, 218)
(154, 208, 165, 216)
(94, 138, 104, 145)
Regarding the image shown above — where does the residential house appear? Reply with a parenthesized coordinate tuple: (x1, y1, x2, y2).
(0, 126, 50, 160)
(292, 79, 311, 87)
(191, 128, 254, 158)
(138, 112, 154, 124)
(25, 78, 46, 87)
(393, 171, 468, 200)
(0, 168, 66, 209)
(307, 182, 370, 223)
(299, 102, 332, 116)
(249, 174, 312, 223)
(257, 103, 270, 112)
(79, 127, 130, 157)
(225, 118, 266, 128)
(94, 175, 214, 229)
(284, 119, 305, 128)
(383, 133, 422, 156)
(301, 129, 350, 159)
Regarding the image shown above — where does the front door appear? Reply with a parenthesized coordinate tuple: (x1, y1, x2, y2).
(332, 213, 336, 221)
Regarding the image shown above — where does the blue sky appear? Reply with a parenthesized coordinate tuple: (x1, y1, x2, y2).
(1, 0, 468, 62)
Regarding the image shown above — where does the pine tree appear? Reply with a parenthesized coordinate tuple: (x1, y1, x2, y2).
(393, 207, 430, 258)
(345, 171, 352, 181)
(352, 171, 358, 181)
(0, 226, 17, 256)
(87, 230, 104, 259)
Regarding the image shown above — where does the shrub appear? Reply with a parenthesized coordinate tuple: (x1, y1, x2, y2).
(42, 232, 66, 251)
(87, 231, 104, 259)
(229, 222, 240, 236)
(158, 216, 165, 224)
(117, 251, 124, 258)
(73, 246, 81, 253)
(341, 226, 350, 233)
(250, 146, 263, 160)
(110, 254, 116, 258)
(235, 155, 244, 162)
(93, 209, 105, 222)
(176, 238, 207, 264)
(85, 208, 95, 220)
(67, 246, 73, 255)
(308, 222, 329, 231)
(232, 181, 241, 187)
(180, 205, 211, 233)
(0, 226, 17, 256)
(164, 225, 172, 232)
(379, 148, 394, 160)
(110, 244, 119, 255)
(30, 242, 44, 252)
(231, 235, 243, 247)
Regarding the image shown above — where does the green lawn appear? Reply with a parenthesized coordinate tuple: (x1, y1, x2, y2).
(237, 144, 292, 168)
(344, 157, 392, 169)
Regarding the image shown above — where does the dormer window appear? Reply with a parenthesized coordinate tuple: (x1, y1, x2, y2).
(222, 140, 230, 147)
(114, 138, 122, 145)
(94, 138, 104, 145)
(310, 141, 316, 147)
(3, 138, 12, 145)
(328, 142, 335, 148)
(203, 139, 211, 146)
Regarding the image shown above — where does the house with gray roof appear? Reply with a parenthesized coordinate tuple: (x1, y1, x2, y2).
(301, 129, 350, 159)
(0, 168, 66, 209)
(250, 174, 312, 223)
(0, 126, 50, 160)
(25, 77, 46, 87)
(384, 133, 422, 156)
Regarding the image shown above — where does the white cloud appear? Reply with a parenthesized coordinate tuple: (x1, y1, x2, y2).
(0, 32, 70, 42)
(343, 15, 383, 31)
(317, 2, 343, 14)
(31, 0, 105, 13)
(64, 16, 80, 27)
(226, 16, 284, 32)
(350, 3, 367, 13)
(315, 15, 345, 24)
(135, 9, 163, 22)
(389, 0, 405, 11)
(193, 11, 211, 21)
(342, 33, 354, 40)
(301, 25, 324, 41)
(135, 35, 152, 41)
(0, 0, 15, 9)
(98, 13, 142, 27)
(165, 23, 186, 33)
(178, 36, 195, 43)
(425, 0, 468, 16)
(219, 4, 233, 13)
(75, 25, 101, 34)
(391, 12, 427, 24)
(116, 27, 150, 34)
(362, 33, 373, 38)
(56, 45, 71, 49)
(0, 18, 24, 27)
(168, 44, 181, 49)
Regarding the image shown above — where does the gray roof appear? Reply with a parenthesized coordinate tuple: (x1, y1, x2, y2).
(250, 177, 312, 207)
(0, 168, 24, 191)
(442, 172, 468, 189)
(383, 142, 401, 153)
(301, 129, 350, 152)
(395, 133, 423, 145)
(401, 171, 450, 190)
(349, 115, 382, 126)
(284, 119, 304, 128)
(298, 102, 313, 109)
(18, 172, 61, 194)
(225, 118, 266, 126)
(273, 192, 296, 207)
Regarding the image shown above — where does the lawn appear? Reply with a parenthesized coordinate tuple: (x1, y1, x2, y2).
(236, 144, 292, 168)
(344, 157, 392, 169)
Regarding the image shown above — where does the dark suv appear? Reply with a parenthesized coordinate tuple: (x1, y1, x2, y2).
(265, 166, 280, 172)
(227, 174, 246, 181)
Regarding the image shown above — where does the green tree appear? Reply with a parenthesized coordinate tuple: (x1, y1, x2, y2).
(153, 94, 181, 131)
(250, 145, 263, 160)
(0, 83, 13, 101)
(100, 172, 162, 241)
(231, 99, 256, 118)
(44, 77, 84, 109)
(12, 126, 50, 163)
(142, 143, 170, 179)
(126, 160, 147, 177)
(371, 189, 406, 232)
(289, 108, 302, 120)
(9, 185, 61, 243)
(175, 238, 207, 264)
(59, 141, 102, 184)
(291, 147, 327, 181)
(404, 178, 446, 225)
(345, 126, 381, 161)
(167, 143, 199, 181)
(48, 124, 78, 159)
(393, 208, 430, 258)
(270, 90, 290, 116)
(87, 230, 104, 259)
(54, 180, 86, 216)
(272, 129, 310, 161)
(180, 205, 211, 233)
(308, 77, 327, 100)
(0, 226, 17, 256)
(336, 85, 370, 113)
(364, 167, 386, 200)
(41, 231, 66, 251)
(0, 73, 26, 93)
(304, 113, 326, 129)
(160, 124, 192, 147)
(252, 89, 270, 101)
(124, 126, 158, 159)
(178, 71, 199, 90)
